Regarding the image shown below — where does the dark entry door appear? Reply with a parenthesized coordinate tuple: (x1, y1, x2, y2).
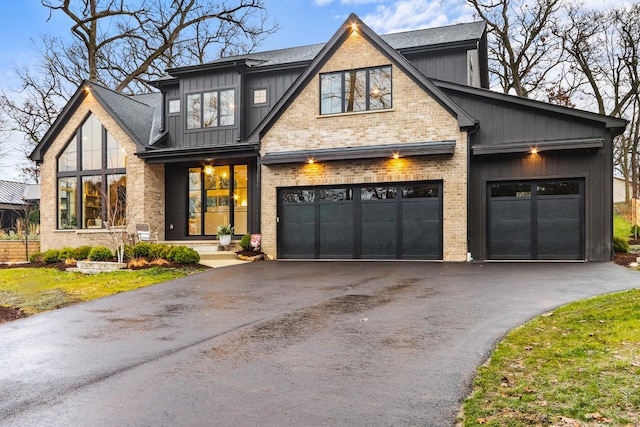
(278, 182, 442, 260)
(488, 180, 584, 260)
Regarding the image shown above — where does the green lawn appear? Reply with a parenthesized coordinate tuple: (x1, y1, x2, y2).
(0, 267, 201, 314)
(460, 289, 640, 426)
(614, 212, 633, 241)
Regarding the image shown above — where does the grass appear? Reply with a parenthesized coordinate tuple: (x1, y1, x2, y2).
(0, 267, 200, 314)
(460, 289, 640, 426)
(615, 213, 633, 241)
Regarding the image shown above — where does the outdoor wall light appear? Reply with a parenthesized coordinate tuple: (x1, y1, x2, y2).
(392, 152, 400, 159)
(204, 165, 214, 175)
(531, 148, 538, 154)
(351, 22, 358, 32)
(307, 158, 315, 164)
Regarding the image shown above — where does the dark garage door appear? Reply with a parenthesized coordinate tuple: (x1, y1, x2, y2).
(488, 180, 584, 260)
(278, 182, 442, 259)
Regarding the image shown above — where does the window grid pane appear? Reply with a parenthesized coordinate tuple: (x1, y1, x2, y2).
(186, 94, 201, 129)
(58, 138, 77, 172)
(203, 92, 218, 127)
(58, 178, 77, 229)
(345, 70, 366, 112)
(106, 131, 125, 169)
(107, 174, 126, 226)
(320, 73, 342, 114)
(81, 114, 102, 170)
(219, 89, 235, 126)
(82, 175, 103, 228)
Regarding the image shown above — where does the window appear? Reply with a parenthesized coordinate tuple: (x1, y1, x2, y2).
(168, 99, 180, 114)
(253, 88, 267, 105)
(188, 164, 249, 237)
(320, 66, 392, 115)
(56, 113, 126, 229)
(186, 89, 235, 129)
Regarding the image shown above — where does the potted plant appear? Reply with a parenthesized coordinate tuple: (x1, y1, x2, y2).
(217, 224, 233, 246)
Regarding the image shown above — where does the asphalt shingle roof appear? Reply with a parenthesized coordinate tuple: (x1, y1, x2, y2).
(196, 21, 486, 69)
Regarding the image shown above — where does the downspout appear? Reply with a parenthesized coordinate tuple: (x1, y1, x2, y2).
(466, 121, 480, 262)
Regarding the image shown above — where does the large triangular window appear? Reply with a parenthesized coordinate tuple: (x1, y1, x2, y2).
(56, 113, 127, 229)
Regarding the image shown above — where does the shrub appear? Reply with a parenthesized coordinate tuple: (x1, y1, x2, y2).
(73, 246, 92, 260)
(148, 243, 170, 260)
(88, 246, 113, 261)
(134, 242, 153, 258)
(167, 245, 200, 264)
(58, 247, 76, 261)
(123, 244, 135, 261)
(239, 233, 252, 251)
(614, 236, 630, 254)
(631, 225, 640, 237)
(29, 252, 43, 263)
(42, 249, 61, 263)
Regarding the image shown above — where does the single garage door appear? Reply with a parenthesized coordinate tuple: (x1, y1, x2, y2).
(488, 180, 584, 260)
(278, 182, 442, 259)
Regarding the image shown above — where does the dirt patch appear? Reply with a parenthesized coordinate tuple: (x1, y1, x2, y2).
(0, 306, 28, 323)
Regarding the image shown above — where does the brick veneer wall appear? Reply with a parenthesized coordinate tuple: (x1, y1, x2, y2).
(39, 92, 165, 251)
(260, 30, 468, 261)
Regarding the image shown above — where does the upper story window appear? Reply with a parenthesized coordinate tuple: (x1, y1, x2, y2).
(168, 99, 180, 114)
(186, 89, 235, 129)
(320, 65, 392, 115)
(253, 88, 267, 105)
(56, 113, 126, 230)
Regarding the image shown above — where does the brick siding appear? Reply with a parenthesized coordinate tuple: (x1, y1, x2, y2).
(39, 92, 165, 251)
(260, 29, 468, 261)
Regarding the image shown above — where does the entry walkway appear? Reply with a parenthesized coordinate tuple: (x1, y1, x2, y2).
(1, 262, 638, 426)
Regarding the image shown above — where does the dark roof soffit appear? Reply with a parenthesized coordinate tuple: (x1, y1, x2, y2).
(261, 141, 456, 165)
(137, 144, 259, 164)
(472, 137, 604, 155)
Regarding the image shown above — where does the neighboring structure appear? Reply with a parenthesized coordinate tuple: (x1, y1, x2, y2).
(31, 14, 627, 261)
(0, 180, 40, 232)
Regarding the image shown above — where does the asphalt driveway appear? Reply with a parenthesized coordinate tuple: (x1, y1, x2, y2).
(1, 261, 638, 426)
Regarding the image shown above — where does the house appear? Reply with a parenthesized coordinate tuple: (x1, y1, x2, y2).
(0, 180, 40, 232)
(30, 14, 627, 261)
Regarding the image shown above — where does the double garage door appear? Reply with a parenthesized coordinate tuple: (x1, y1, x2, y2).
(488, 180, 584, 260)
(278, 182, 442, 259)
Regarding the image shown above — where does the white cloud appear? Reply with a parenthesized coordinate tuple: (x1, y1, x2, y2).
(362, 0, 476, 34)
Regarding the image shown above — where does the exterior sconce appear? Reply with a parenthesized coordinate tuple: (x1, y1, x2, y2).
(531, 148, 538, 155)
(307, 158, 315, 164)
(351, 22, 358, 32)
(204, 165, 214, 175)
(392, 152, 400, 159)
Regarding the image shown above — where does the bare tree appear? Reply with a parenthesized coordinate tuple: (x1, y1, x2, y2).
(39, 0, 276, 93)
(1, 0, 276, 177)
(466, 0, 565, 98)
(555, 3, 640, 200)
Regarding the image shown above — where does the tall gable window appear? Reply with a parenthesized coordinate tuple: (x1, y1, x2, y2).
(56, 113, 126, 229)
(320, 65, 392, 115)
(186, 89, 235, 129)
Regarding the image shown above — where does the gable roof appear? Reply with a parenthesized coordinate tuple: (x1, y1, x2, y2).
(0, 180, 40, 207)
(30, 81, 163, 163)
(433, 79, 628, 133)
(248, 13, 478, 143)
(166, 21, 486, 75)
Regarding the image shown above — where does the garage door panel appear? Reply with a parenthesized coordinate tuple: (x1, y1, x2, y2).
(280, 205, 315, 258)
(490, 239, 532, 259)
(319, 204, 353, 258)
(362, 202, 396, 259)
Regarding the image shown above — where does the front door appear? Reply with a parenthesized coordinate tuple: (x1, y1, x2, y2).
(187, 165, 248, 237)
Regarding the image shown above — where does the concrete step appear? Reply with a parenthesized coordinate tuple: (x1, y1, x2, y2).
(197, 251, 238, 261)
